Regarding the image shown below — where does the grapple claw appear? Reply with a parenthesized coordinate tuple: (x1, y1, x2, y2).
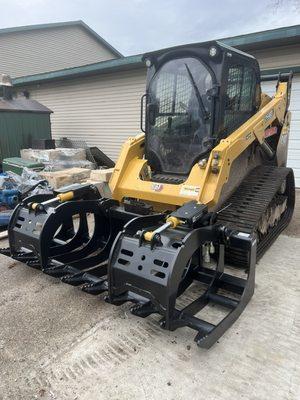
(130, 302, 157, 318)
(61, 273, 86, 286)
(0, 248, 11, 257)
(81, 279, 107, 295)
(107, 214, 257, 348)
(43, 264, 78, 278)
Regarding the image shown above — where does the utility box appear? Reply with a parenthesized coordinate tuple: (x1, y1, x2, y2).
(0, 74, 52, 165)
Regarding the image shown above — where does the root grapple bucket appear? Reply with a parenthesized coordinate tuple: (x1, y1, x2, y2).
(5, 184, 123, 290)
(0, 183, 260, 348)
(107, 212, 256, 348)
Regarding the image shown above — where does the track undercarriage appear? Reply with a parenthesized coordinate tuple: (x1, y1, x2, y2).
(0, 165, 294, 348)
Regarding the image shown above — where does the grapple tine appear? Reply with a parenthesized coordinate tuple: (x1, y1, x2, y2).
(43, 264, 80, 278)
(0, 248, 11, 257)
(81, 279, 108, 295)
(61, 272, 86, 286)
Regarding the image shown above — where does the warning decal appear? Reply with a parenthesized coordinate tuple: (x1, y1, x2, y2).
(180, 185, 200, 197)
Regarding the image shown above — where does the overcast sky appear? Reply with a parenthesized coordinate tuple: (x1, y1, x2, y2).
(0, 0, 299, 55)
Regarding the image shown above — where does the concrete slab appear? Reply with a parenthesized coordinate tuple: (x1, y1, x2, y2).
(0, 198, 299, 400)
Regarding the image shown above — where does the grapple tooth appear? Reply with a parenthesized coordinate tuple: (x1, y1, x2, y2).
(0, 248, 11, 256)
(81, 280, 107, 295)
(26, 259, 41, 269)
(43, 265, 78, 278)
(61, 273, 85, 286)
(130, 301, 157, 318)
(16, 252, 36, 262)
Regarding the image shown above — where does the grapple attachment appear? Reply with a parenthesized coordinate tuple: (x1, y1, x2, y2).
(1, 188, 258, 347)
(3, 184, 121, 287)
(107, 209, 257, 348)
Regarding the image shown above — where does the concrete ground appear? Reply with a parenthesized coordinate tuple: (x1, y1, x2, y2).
(0, 192, 299, 400)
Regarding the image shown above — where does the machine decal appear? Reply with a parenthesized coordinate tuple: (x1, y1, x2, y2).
(180, 185, 200, 197)
(264, 126, 278, 138)
(264, 109, 274, 122)
(151, 183, 163, 192)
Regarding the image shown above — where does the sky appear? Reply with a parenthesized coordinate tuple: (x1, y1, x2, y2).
(0, 0, 299, 55)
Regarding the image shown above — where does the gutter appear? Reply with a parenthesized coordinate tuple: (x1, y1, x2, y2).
(13, 55, 144, 86)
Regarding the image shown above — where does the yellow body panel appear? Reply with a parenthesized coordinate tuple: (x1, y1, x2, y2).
(109, 82, 289, 210)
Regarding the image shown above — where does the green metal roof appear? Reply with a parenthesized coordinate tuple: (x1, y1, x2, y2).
(11, 23, 300, 86)
(13, 55, 143, 86)
(221, 24, 300, 48)
(0, 20, 123, 58)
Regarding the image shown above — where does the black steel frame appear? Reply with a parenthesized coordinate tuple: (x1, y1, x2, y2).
(107, 216, 256, 348)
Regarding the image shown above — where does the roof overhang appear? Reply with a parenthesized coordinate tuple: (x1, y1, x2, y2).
(221, 24, 300, 50)
(11, 24, 300, 87)
(13, 55, 144, 86)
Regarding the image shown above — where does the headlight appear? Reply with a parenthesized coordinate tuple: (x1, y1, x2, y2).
(209, 46, 217, 57)
(145, 58, 152, 67)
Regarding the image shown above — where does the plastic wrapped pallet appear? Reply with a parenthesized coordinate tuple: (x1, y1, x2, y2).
(21, 148, 87, 162)
(43, 159, 95, 171)
(21, 148, 95, 171)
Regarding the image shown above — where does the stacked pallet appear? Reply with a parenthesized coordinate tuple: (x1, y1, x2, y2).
(39, 168, 91, 189)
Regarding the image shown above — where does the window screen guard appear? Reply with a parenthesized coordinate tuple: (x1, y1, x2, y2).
(146, 57, 213, 175)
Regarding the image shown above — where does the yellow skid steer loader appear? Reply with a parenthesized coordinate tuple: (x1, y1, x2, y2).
(1, 41, 294, 348)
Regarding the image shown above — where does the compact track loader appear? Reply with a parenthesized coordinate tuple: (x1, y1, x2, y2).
(1, 41, 295, 348)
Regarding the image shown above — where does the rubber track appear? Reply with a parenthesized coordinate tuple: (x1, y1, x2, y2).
(217, 165, 295, 266)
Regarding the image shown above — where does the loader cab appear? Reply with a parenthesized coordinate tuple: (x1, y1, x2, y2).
(142, 41, 261, 179)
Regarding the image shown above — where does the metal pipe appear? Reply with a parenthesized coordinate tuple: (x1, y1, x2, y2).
(261, 72, 292, 82)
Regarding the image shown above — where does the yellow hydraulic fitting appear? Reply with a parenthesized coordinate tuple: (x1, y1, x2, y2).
(29, 191, 74, 211)
(144, 231, 155, 242)
(143, 216, 181, 242)
(57, 191, 74, 202)
(166, 216, 180, 228)
(30, 202, 39, 210)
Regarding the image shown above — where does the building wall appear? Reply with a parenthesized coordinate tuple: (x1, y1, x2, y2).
(261, 74, 300, 187)
(21, 68, 146, 160)
(246, 44, 300, 186)
(0, 25, 117, 78)
(250, 44, 300, 70)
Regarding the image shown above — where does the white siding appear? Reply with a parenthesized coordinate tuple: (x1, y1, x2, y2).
(0, 25, 117, 78)
(20, 69, 146, 161)
(261, 74, 300, 187)
(251, 44, 300, 70)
